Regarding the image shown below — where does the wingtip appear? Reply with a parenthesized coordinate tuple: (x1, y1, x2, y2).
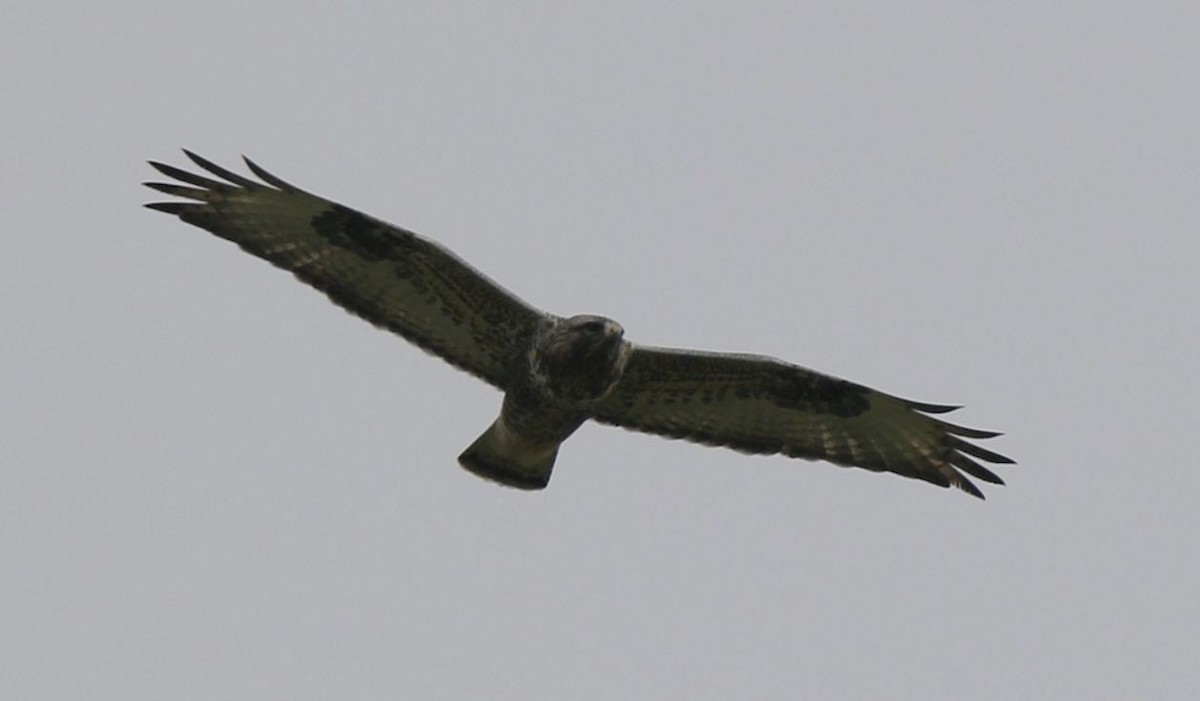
(905, 399, 962, 414)
(182, 149, 218, 171)
(242, 154, 294, 190)
(957, 478, 986, 500)
(179, 148, 206, 170)
(146, 160, 176, 178)
(242, 154, 265, 176)
(144, 201, 190, 215)
(938, 420, 1005, 440)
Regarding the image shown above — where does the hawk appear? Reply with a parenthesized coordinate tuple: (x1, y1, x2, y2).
(145, 151, 1013, 498)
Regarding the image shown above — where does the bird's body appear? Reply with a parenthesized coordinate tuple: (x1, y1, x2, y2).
(145, 151, 1013, 498)
(461, 315, 631, 488)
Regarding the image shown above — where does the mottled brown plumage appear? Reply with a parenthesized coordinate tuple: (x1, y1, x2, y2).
(145, 151, 1013, 497)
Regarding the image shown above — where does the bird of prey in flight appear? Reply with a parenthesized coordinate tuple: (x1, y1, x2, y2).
(145, 151, 1013, 498)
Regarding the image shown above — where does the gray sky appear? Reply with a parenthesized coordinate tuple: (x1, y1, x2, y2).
(4, 2, 1198, 698)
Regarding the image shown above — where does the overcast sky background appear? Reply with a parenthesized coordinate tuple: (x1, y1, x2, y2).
(4, 2, 1198, 699)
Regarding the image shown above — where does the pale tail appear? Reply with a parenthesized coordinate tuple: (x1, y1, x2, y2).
(457, 420, 558, 490)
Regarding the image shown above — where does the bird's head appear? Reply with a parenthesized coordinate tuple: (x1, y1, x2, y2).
(533, 314, 631, 401)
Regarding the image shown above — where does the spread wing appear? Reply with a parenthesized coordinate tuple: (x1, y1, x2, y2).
(144, 151, 548, 389)
(593, 346, 1013, 498)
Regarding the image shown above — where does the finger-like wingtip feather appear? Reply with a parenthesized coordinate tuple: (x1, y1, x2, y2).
(949, 436, 1015, 465)
(905, 399, 962, 414)
(182, 149, 260, 188)
(937, 420, 1004, 440)
(243, 156, 296, 191)
(147, 160, 229, 190)
(902, 396, 1013, 497)
(958, 480, 986, 500)
(950, 452, 1006, 485)
(144, 201, 193, 215)
(143, 182, 211, 200)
